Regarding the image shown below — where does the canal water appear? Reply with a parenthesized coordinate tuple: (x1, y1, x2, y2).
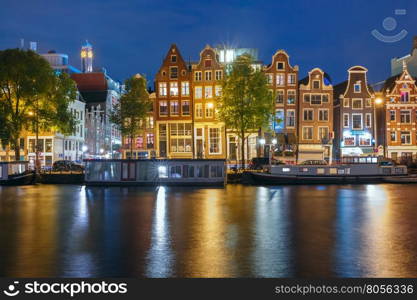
(0, 184, 417, 278)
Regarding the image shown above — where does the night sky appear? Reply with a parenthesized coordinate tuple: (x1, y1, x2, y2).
(1, 0, 417, 86)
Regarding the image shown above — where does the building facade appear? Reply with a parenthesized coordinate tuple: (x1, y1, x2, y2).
(334, 66, 376, 159)
(191, 45, 226, 159)
(264, 50, 299, 162)
(154, 44, 193, 158)
(298, 68, 334, 163)
(383, 62, 417, 162)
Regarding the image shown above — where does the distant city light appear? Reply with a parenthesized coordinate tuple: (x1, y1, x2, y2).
(272, 139, 277, 145)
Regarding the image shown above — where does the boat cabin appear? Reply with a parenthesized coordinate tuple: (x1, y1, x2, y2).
(0, 161, 28, 181)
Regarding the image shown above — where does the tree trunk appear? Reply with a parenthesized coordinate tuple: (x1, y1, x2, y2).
(130, 133, 134, 160)
(240, 130, 245, 169)
(13, 138, 20, 161)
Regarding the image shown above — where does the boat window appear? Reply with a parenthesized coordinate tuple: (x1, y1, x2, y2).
(372, 157, 377, 163)
(345, 168, 351, 174)
(282, 168, 291, 172)
(210, 165, 224, 178)
(204, 165, 210, 177)
(188, 166, 195, 177)
(183, 165, 189, 178)
(329, 168, 337, 175)
(299, 167, 308, 172)
(196, 166, 204, 178)
(170, 166, 182, 178)
(317, 168, 325, 174)
(338, 169, 345, 175)
(0, 166, 2, 179)
(158, 165, 168, 178)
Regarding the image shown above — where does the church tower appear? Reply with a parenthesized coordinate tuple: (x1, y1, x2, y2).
(81, 40, 93, 73)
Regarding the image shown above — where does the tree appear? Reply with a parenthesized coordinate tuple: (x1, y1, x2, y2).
(0, 48, 77, 163)
(217, 54, 273, 168)
(110, 74, 151, 158)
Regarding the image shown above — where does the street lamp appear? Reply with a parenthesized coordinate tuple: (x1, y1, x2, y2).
(373, 96, 384, 157)
(259, 138, 266, 145)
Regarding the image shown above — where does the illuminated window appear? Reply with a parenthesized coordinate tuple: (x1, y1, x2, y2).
(170, 123, 192, 152)
(400, 92, 409, 102)
(209, 128, 220, 154)
(195, 86, 202, 99)
(266, 74, 273, 84)
(287, 90, 295, 104)
(136, 137, 143, 148)
(343, 136, 355, 146)
(302, 127, 313, 140)
(215, 85, 222, 97)
(169, 82, 178, 96)
(146, 133, 154, 148)
(400, 110, 411, 123)
(359, 135, 371, 146)
(343, 98, 349, 107)
(389, 110, 396, 121)
(181, 81, 190, 96)
(215, 70, 222, 81)
(159, 82, 167, 96)
(276, 74, 285, 86)
(354, 83, 361, 93)
(286, 110, 295, 127)
(390, 131, 397, 142)
(205, 103, 214, 118)
(365, 98, 371, 107)
(288, 74, 296, 85)
(204, 86, 213, 98)
(319, 127, 329, 140)
(195, 103, 203, 118)
(352, 114, 363, 130)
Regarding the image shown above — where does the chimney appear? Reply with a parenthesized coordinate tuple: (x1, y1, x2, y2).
(412, 36, 417, 53)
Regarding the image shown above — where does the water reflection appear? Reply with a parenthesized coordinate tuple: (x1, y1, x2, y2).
(1, 184, 417, 277)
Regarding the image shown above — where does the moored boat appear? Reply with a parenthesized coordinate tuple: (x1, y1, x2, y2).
(0, 161, 35, 186)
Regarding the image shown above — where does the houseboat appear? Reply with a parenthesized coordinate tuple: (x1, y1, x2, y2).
(248, 157, 409, 185)
(84, 159, 226, 186)
(0, 161, 35, 186)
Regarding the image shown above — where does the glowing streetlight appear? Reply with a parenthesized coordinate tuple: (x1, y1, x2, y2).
(259, 138, 266, 145)
(375, 97, 383, 105)
(207, 102, 214, 109)
(100, 148, 104, 154)
(82, 145, 88, 152)
(272, 138, 277, 145)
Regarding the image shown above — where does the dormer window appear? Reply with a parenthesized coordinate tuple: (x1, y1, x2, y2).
(171, 55, 177, 63)
(401, 91, 409, 102)
(354, 82, 361, 93)
(313, 80, 320, 89)
(276, 62, 285, 70)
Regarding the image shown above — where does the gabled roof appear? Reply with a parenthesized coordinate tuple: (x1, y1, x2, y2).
(71, 73, 108, 91)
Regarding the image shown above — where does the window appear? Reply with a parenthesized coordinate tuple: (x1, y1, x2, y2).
(311, 94, 321, 105)
(204, 86, 213, 98)
(215, 70, 222, 81)
(204, 59, 212, 67)
(195, 71, 202, 81)
(352, 114, 363, 130)
(344, 136, 355, 146)
(209, 128, 220, 154)
(181, 81, 190, 96)
(400, 110, 411, 123)
(365, 98, 371, 107)
(287, 90, 295, 104)
(195, 86, 202, 99)
(389, 110, 396, 121)
(266, 74, 273, 84)
(276, 62, 285, 70)
(195, 103, 203, 118)
(170, 101, 179, 115)
(45, 139, 52, 152)
(276, 74, 285, 86)
(146, 133, 154, 148)
(343, 98, 349, 107)
(170, 67, 178, 79)
(304, 94, 310, 103)
(205, 103, 214, 118)
(400, 92, 409, 102)
(319, 127, 329, 140)
(136, 137, 143, 148)
(303, 109, 314, 121)
(171, 55, 177, 62)
(322, 94, 329, 103)
(313, 80, 320, 89)
(182, 101, 190, 116)
(205, 71, 212, 81)
(170, 123, 192, 152)
(352, 99, 363, 109)
(390, 131, 397, 142)
(359, 135, 371, 146)
(365, 113, 372, 128)
(288, 74, 296, 85)
(276, 90, 284, 104)
(159, 101, 168, 116)
(319, 109, 329, 121)
(215, 85, 222, 97)
(170, 82, 178, 96)
(146, 117, 154, 129)
(401, 131, 411, 144)
(343, 114, 349, 127)
(286, 110, 295, 127)
(354, 83, 361, 93)
(302, 127, 313, 140)
(159, 82, 167, 96)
